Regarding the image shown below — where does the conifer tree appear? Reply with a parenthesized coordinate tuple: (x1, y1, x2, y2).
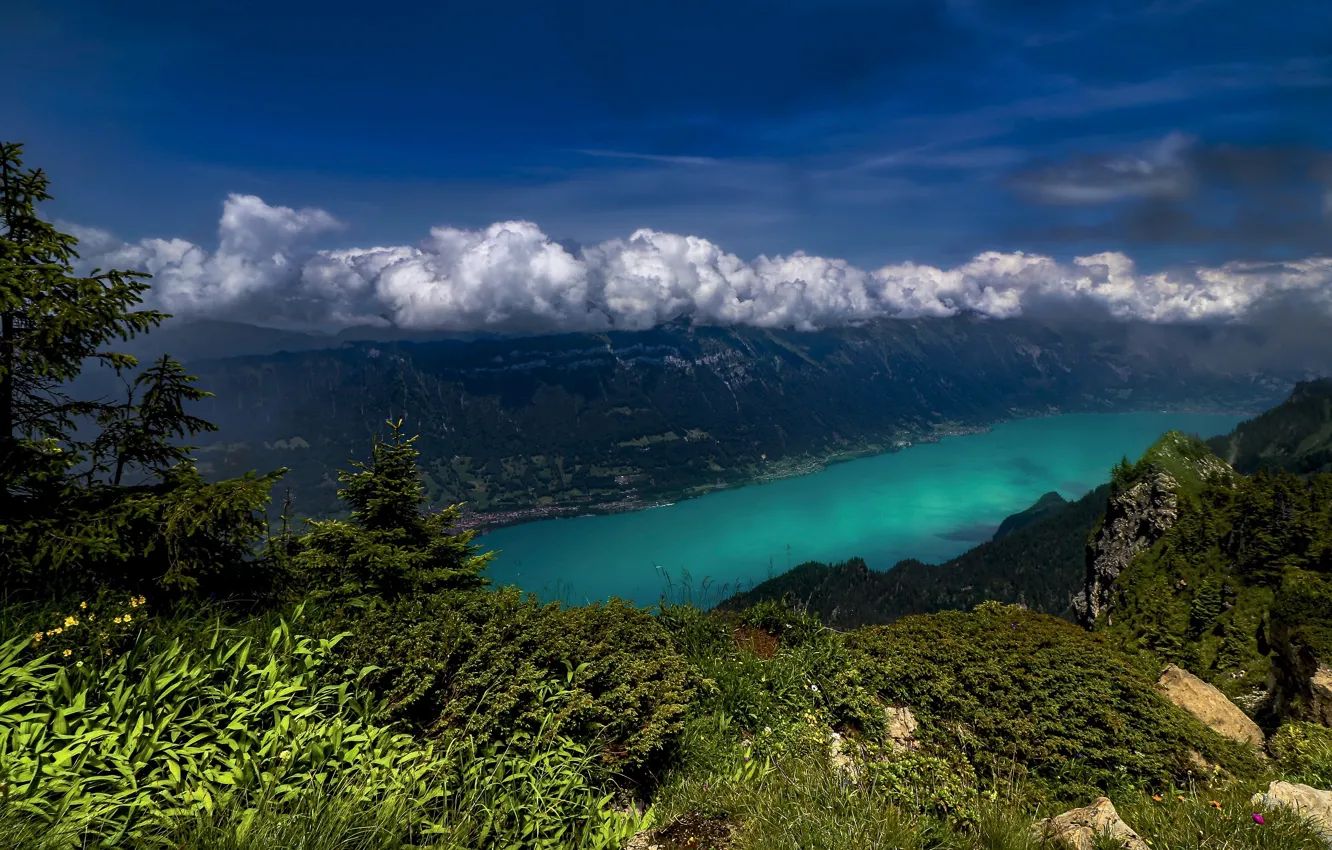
(294, 418, 491, 601)
(0, 141, 286, 599)
(0, 142, 164, 483)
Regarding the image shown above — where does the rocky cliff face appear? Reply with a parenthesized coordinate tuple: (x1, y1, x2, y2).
(1072, 470, 1181, 626)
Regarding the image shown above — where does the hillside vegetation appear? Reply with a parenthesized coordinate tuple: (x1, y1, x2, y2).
(1208, 378, 1332, 476)
(5, 141, 1332, 849)
(1089, 431, 1332, 720)
(720, 483, 1112, 627)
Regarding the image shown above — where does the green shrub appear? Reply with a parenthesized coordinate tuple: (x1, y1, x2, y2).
(654, 601, 732, 659)
(735, 598, 826, 648)
(657, 600, 883, 758)
(1269, 722, 1332, 787)
(844, 602, 1262, 800)
(860, 748, 980, 823)
(343, 588, 697, 773)
(1272, 570, 1332, 667)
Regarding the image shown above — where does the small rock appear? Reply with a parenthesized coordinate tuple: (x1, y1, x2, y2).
(623, 831, 659, 850)
(828, 730, 859, 777)
(1032, 797, 1149, 850)
(1157, 664, 1264, 748)
(885, 705, 920, 752)
(1310, 666, 1332, 727)
(1252, 781, 1332, 846)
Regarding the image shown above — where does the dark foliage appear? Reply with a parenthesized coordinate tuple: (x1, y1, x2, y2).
(1209, 378, 1332, 476)
(342, 588, 698, 774)
(992, 490, 1067, 540)
(0, 142, 286, 603)
(844, 603, 1262, 800)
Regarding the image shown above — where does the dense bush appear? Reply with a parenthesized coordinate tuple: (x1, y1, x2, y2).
(342, 588, 698, 773)
(844, 602, 1262, 800)
(1269, 721, 1332, 788)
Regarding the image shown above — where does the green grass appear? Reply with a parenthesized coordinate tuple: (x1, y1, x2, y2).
(3, 595, 1332, 850)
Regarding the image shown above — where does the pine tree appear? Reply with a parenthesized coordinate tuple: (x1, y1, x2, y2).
(293, 418, 491, 601)
(0, 141, 286, 600)
(1188, 578, 1223, 639)
(0, 141, 164, 483)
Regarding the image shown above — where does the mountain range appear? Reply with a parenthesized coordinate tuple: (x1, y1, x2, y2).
(165, 315, 1310, 522)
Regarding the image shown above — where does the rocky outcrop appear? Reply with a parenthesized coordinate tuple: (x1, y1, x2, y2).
(1157, 664, 1265, 748)
(885, 705, 919, 752)
(1032, 797, 1149, 850)
(827, 706, 920, 779)
(1313, 667, 1332, 726)
(1251, 781, 1332, 845)
(828, 731, 858, 777)
(1072, 470, 1180, 626)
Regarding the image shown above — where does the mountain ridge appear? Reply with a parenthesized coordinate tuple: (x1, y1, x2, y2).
(183, 314, 1298, 521)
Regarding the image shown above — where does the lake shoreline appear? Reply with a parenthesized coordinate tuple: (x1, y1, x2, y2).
(459, 403, 1263, 536)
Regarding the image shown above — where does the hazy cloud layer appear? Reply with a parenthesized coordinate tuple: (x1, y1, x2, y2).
(1008, 133, 1332, 255)
(70, 193, 1332, 334)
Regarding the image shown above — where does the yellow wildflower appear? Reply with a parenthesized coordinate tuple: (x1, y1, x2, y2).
(33, 632, 42, 643)
(138, 595, 146, 605)
(123, 613, 132, 622)
(64, 616, 78, 627)
(113, 616, 122, 624)
(53, 627, 62, 635)
(63, 649, 72, 657)
(79, 601, 87, 610)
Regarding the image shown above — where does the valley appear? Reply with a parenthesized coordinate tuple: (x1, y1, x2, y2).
(479, 411, 1246, 606)
(176, 316, 1301, 526)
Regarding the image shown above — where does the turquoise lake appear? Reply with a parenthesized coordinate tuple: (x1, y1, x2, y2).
(481, 412, 1248, 607)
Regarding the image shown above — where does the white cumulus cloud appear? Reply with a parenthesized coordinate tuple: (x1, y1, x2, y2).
(69, 194, 1332, 333)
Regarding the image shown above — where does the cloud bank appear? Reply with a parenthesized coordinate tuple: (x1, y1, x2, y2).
(69, 193, 1332, 334)
(1008, 133, 1332, 255)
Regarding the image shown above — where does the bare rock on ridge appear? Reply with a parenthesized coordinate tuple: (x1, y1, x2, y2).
(1157, 664, 1264, 748)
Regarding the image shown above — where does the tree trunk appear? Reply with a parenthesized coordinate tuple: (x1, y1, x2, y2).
(1, 308, 12, 441)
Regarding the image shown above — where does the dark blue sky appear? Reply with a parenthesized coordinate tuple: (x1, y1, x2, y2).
(8, 0, 1332, 270)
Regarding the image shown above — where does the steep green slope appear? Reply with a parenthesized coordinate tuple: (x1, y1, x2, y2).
(992, 491, 1068, 540)
(1086, 433, 1332, 722)
(1208, 378, 1332, 475)
(718, 483, 1111, 628)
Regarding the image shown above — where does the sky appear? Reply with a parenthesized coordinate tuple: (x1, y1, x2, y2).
(6, 0, 1332, 334)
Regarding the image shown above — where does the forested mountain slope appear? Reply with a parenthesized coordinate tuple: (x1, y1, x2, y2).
(185, 315, 1294, 520)
(718, 483, 1112, 628)
(1208, 378, 1332, 475)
